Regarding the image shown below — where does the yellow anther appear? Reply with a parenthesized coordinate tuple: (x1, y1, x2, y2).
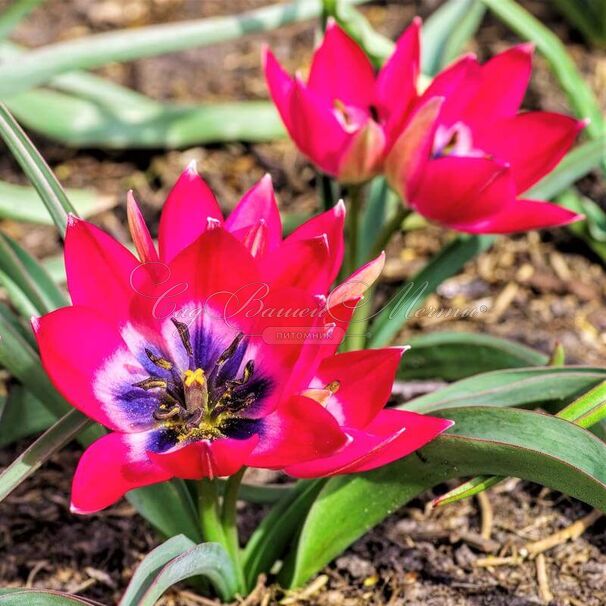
(184, 368, 206, 388)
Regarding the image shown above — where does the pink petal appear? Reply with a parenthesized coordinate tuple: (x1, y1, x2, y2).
(328, 251, 385, 309)
(225, 174, 282, 252)
(158, 163, 224, 263)
(36, 306, 154, 432)
(458, 198, 583, 234)
(71, 432, 172, 514)
(65, 216, 141, 324)
(263, 47, 296, 134)
(475, 112, 585, 193)
(419, 54, 481, 128)
(148, 436, 259, 479)
(315, 347, 404, 429)
(337, 118, 387, 184)
(286, 201, 346, 285)
(462, 44, 533, 129)
(308, 21, 375, 109)
(375, 18, 421, 145)
(247, 395, 347, 468)
(385, 96, 444, 198)
(287, 409, 452, 477)
(259, 235, 331, 294)
(410, 157, 514, 226)
(127, 191, 159, 264)
(288, 78, 352, 177)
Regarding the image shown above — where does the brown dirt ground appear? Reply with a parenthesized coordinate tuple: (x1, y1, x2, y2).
(0, 1, 605, 605)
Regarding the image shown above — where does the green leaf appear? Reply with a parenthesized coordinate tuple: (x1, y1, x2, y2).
(0, 231, 67, 313)
(552, 0, 606, 46)
(0, 386, 55, 447)
(0, 179, 113, 224)
(399, 332, 547, 381)
(0, 590, 102, 605)
(403, 366, 606, 413)
(367, 235, 494, 347)
(0, 0, 369, 98)
(126, 480, 202, 543)
(0, 409, 90, 503)
(285, 406, 606, 587)
(0, 104, 76, 233)
(243, 480, 324, 591)
(526, 138, 606, 201)
(422, 0, 486, 75)
(134, 542, 238, 604)
(119, 535, 196, 606)
(480, 0, 605, 142)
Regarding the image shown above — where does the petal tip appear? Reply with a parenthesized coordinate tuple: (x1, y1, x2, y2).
(186, 158, 198, 176)
(66, 213, 80, 228)
(334, 199, 346, 218)
(30, 315, 41, 335)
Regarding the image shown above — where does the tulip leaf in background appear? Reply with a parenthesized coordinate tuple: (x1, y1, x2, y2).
(119, 535, 197, 606)
(0, 179, 114, 224)
(0, 103, 76, 233)
(433, 380, 606, 508)
(0, 0, 45, 41)
(421, 0, 486, 75)
(367, 235, 495, 348)
(0, 0, 369, 98)
(0, 590, 102, 606)
(0, 409, 90, 503)
(480, 0, 604, 143)
(0, 387, 54, 447)
(551, 0, 606, 47)
(398, 332, 548, 381)
(284, 406, 606, 587)
(402, 366, 606, 413)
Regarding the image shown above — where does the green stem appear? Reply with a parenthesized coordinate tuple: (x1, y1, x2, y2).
(370, 205, 408, 259)
(221, 468, 247, 593)
(345, 184, 363, 276)
(198, 478, 226, 545)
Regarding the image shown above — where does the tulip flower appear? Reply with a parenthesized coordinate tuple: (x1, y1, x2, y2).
(33, 165, 451, 514)
(263, 19, 421, 183)
(385, 42, 585, 234)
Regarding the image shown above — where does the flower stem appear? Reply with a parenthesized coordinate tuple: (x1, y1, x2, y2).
(221, 467, 247, 593)
(371, 205, 408, 259)
(345, 184, 363, 276)
(198, 477, 226, 546)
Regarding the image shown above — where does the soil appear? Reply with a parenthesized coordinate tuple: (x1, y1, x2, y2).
(0, 1, 605, 605)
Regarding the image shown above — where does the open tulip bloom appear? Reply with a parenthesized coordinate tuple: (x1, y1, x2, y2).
(33, 165, 451, 515)
(265, 19, 585, 235)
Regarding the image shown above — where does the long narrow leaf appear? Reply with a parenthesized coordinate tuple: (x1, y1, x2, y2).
(0, 0, 368, 98)
(119, 535, 196, 606)
(0, 386, 55, 447)
(0, 0, 45, 41)
(0, 104, 76, 233)
(285, 407, 606, 587)
(0, 409, 90, 503)
(0, 590, 102, 605)
(136, 542, 238, 604)
(367, 235, 494, 347)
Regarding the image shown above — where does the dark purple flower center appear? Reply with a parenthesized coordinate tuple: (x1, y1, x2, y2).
(131, 317, 270, 448)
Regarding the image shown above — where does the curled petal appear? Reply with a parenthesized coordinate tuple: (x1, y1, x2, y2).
(328, 251, 385, 309)
(71, 432, 172, 514)
(158, 163, 224, 263)
(127, 191, 159, 264)
(263, 47, 296, 134)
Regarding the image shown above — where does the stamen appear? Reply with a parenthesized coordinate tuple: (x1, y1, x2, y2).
(225, 360, 254, 389)
(153, 404, 182, 421)
(145, 348, 173, 370)
(215, 333, 244, 369)
(325, 380, 341, 393)
(171, 317, 194, 357)
(134, 377, 168, 390)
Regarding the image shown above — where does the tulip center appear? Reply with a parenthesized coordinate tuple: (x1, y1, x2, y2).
(433, 122, 486, 159)
(133, 317, 261, 443)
